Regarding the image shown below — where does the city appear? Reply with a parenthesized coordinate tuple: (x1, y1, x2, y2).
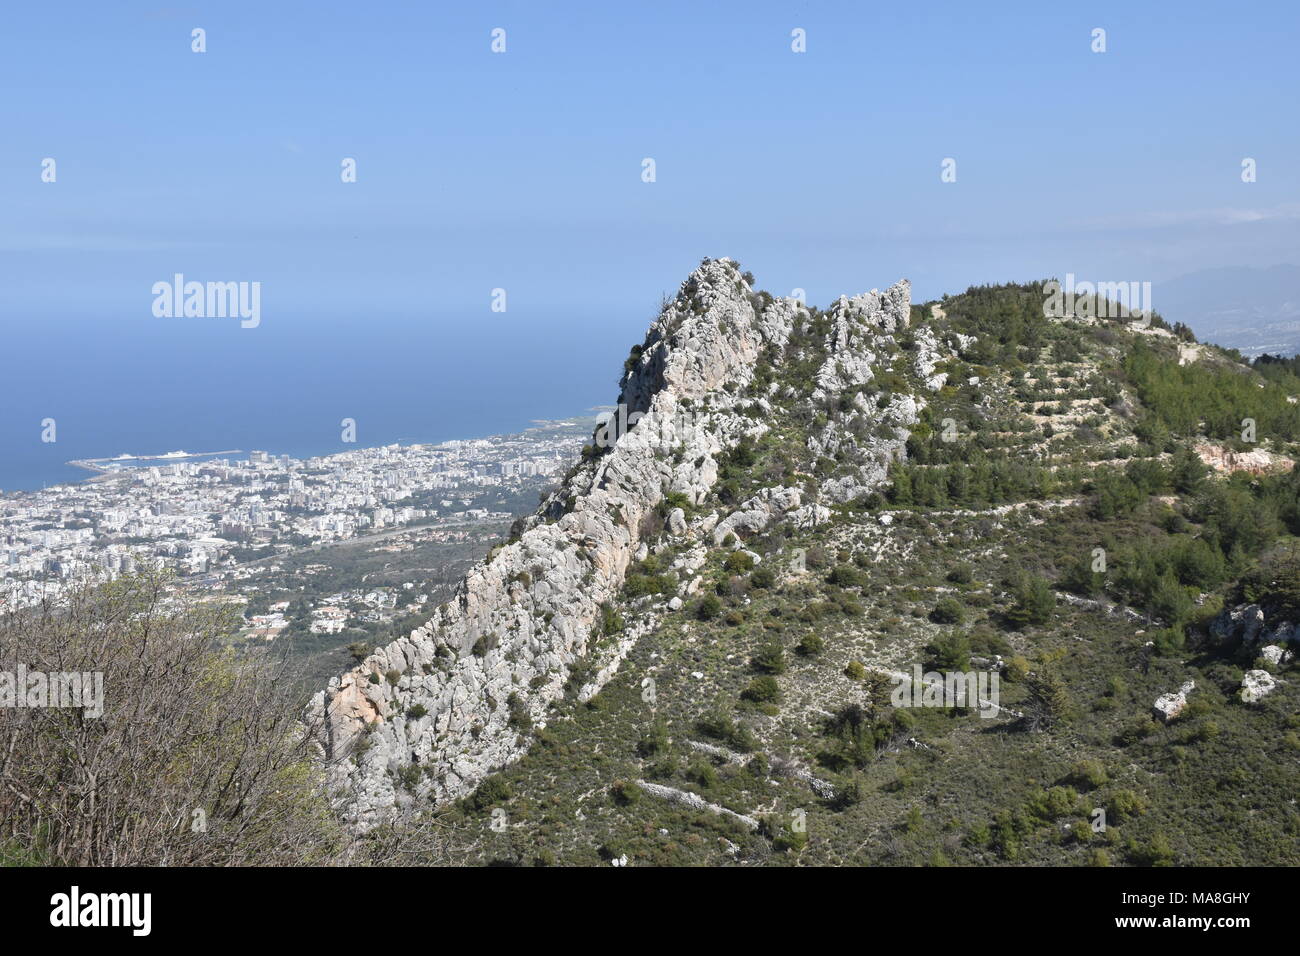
(0, 417, 593, 628)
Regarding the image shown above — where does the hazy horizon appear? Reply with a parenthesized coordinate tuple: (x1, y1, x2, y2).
(3, 3, 1299, 469)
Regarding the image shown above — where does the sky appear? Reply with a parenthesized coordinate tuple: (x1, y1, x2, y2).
(0, 1, 1297, 486)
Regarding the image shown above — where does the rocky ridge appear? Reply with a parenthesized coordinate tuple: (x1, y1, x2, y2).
(309, 258, 945, 823)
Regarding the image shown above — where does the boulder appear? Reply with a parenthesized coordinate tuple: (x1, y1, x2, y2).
(1240, 669, 1277, 704)
(1260, 644, 1290, 667)
(1153, 680, 1195, 722)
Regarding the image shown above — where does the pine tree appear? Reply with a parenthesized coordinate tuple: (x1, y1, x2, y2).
(1021, 664, 1071, 732)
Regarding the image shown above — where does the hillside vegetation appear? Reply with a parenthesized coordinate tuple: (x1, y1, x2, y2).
(4, 263, 1297, 868)
(425, 270, 1300, 866)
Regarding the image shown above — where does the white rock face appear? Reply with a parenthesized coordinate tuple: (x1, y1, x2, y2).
(810, 284, 909, 398)
(1211, 603, 1267, 645)
(802, 292, 948, 504)
(911, 326, 948, 391)
(712, 486, 803, 545)
(1240, 669, 1277, 704)
(1153, 680, 1196, 722)
(1194, 442, 1295, 477)
(1212, 603, 1297, 648)
(310, 258, 924, 825)
(811, 291, 890, 396)
(790, 503, 831, 528)
(1260, 644, 1292, 667)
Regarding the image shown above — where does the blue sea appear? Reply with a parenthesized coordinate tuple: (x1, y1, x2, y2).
(0, 310, 632, 492)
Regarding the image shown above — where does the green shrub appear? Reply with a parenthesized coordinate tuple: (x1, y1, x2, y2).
(752, 640, 786, 674)
(965, 821, 991, 847)
(506, 692, 532, 731)
(772, 827, 808, 854)
(610, 780, 641, 805)
(600, 603, 625, 635)
(1115, 718, 1156, 747)
(1068, 759, 1109, 789)
(837, 595, 864, 616)
(797, 633, 825, 656)
(925, 631, 971, 670)
(1129, 833, 1175, 866)
(696, 595, 722, 621)
(1004, 656, 1031, 682)
(1028, 785, 1078, 820)
(687, 759, 719, 790)
(725, 551, 755, 573)
(930, 597, 965, 625)
(1021, 664, 1072, 731)
(625, 572, 672, 597)
(827, 565, 862, 588)
(1005, 574, 1055, 628)
(1107, 788, 1149, 824)
(742, 676, 781, 704)
(470, 775, 512, 812)
(946, 563, 974, 585)
(637, 719, 669, 757)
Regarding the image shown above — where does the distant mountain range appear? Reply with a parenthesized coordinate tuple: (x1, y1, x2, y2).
(1156, 264, 1300, 357)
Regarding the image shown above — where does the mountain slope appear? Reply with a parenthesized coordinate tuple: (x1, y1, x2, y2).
(312, 258, 952, 820)
(315, 263, 1300, 866)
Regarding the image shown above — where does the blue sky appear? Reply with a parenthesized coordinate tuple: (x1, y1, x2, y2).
(0, 1, 1297, 486)
(2, 0, 1296, 315)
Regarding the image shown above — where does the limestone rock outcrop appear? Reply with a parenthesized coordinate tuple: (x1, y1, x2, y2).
(1240, 669, 1278, 704)
(1153, 680, 1195, 722)
(310, 258, 934, 825)
(1212, 603, 1297, 648)
(1194, 442, 1295, 476)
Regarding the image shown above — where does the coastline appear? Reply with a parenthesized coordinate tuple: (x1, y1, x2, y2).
(3, 413, 602, 497)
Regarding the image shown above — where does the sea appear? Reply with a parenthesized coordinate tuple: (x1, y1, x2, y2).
(0, 310, 629, 492)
